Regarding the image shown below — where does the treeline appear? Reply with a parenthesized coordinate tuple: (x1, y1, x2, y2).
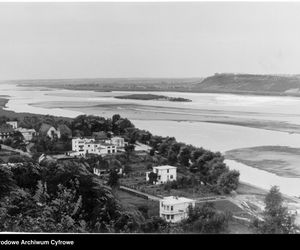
(0, 159, 230, 233)
(1, 113, 239, 194)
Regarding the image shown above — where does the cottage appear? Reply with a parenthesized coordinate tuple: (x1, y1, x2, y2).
(110, 136, 125, 148)
(159, 196, 196, 223)
(0, 125, 15, 141)
(39, 124, 61, 139)
(16, 127, 36, 141)
(6, 121, 18, 129)
(57, 124, 72, 139)
(146, 165, 177, 184)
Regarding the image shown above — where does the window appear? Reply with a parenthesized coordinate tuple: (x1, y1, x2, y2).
(171, 215, 174, 220)
(171, 206, 173, 211)
(167, 215, 170, 220)
(167, 169, 169, 173)
(170, 175, 173, 179)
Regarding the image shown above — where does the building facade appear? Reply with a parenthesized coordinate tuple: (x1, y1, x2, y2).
(146, 165, 177, 184)
(6, 121, 18, 129)
(16, 128, 36, 141)
(111, 136, 125, 148)
(71, 137, 117, 157)
(159, 196, 196, 223)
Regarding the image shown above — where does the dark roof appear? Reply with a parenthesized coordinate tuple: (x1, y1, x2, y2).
(0, 124, 15, 133)
(92, 131, 108, 140)
(57, 124, 72, 135)
(39, 123, 54, 134)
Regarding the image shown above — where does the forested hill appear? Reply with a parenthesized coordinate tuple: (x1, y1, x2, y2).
(196, 73, 300, 95)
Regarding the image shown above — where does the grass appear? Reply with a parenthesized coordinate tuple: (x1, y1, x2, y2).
(115, 190, 159, 218)
(0, 149, 20, 162)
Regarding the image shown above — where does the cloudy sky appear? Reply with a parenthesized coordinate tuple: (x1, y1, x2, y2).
(1, 2, 300, 80)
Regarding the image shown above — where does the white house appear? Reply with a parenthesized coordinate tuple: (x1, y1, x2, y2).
(6, 121, 18, 129)
(39, 124, 61, 139)
(71, 137, 117, 157)
(110, 136, 125, 148)
(146, 165, 177, 184)
(159, 196, 196, 223)
(16, 128, 36, 141)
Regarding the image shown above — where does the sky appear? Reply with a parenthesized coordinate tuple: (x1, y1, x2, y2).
(1, 2, 300, 80)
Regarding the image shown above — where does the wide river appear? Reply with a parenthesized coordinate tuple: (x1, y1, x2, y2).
(2, 82, 300, 196)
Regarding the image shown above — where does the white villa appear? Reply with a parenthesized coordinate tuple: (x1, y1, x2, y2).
(5, 121, 36, 141)
(71, 137, 117, 157)
(16, 127, 36, 141)
(159, 196, 196, 223)
(6, 121, 18, 129)
(111, 136, 125, 148)
(146, 165, 177, 184)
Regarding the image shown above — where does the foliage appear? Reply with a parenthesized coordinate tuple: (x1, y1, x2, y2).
(252, 186, 298, 234)
(148, 172, 158, 185)
(183, 203, 231, 233)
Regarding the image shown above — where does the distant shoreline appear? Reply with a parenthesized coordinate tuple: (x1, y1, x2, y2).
(17, 83, 300, 97)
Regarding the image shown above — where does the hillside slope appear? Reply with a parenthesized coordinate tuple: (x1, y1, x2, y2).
(196, 73, 300, 95)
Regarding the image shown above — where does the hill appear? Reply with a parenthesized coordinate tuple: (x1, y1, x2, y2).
(196, 73, 300, 95)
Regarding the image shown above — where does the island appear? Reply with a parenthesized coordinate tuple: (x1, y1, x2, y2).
(114, 94, 192, 102)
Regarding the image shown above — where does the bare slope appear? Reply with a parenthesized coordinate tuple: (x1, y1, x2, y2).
(197, 73, 300, 95)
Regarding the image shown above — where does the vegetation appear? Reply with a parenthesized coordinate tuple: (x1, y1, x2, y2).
(0, 112, 241, 233)
(252, 186, 298, 234)
(115, 94, 192, 102)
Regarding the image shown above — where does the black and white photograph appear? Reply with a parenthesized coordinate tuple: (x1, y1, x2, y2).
(1, 0, 300, 238)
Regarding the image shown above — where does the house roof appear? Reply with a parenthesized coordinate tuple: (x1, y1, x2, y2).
(153, 165, 177, 170)
(17, 128, 36, 133)
(57, 124, 72, 134)
(161, 196, 195, 205)
(92, 131, 108, 140)
(0, 124, 15, 133)
(39, 123, 54, 134)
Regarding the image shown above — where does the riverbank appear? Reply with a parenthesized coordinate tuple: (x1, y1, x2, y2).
(31, 100, 300, 135)
(0, 97, 72, 121)
(226, 146, 300, 178)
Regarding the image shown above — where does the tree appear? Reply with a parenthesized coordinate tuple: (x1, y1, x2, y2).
(124, 144, 135, 160)
(0, 166, 16, 198)
(184, 203, 230, 233)
(167, 150, 178, 165)
(252, 186, 298, 234)
(148, 172, 158, 185)
(177, 146, 191, 167)
(217, 170, 240, 194)
(107, 170, 120, 189)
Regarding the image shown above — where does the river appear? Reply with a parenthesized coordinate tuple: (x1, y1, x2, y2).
(2, 82, 300, 197)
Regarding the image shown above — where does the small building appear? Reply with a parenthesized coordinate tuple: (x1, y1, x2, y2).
(6, 121, 18, 129)
(71, 137, 117, 157)
(159, 196, 196, 223)
(57, 124, 72, 139)
(16, 127, 36, 141)
(146, 165, 177, 184)
(110, 136, 125, 148)
(39, 123, 61, 139)
(0, 125, 15, 141)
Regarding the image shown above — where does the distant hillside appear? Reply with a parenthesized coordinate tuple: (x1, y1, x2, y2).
(196, 73, 300, 95)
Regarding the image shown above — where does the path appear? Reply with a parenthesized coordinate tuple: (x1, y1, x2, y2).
(0, 144, 31, 158)
(119, 185, 162, 201)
